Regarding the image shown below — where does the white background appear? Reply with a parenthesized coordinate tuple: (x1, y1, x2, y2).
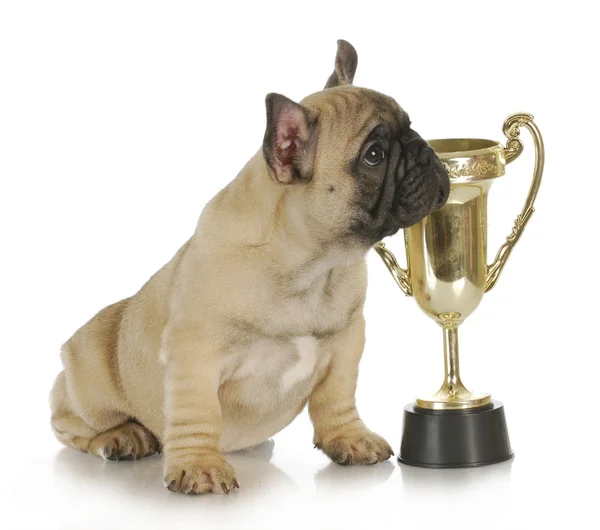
(1, 1, 599, 529)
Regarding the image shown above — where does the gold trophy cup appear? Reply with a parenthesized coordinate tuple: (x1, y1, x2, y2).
(376, 113, 544, 468)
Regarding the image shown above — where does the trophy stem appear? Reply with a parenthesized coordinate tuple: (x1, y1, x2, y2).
(415, 315, 491, 410)
(442, 323, 464, 394)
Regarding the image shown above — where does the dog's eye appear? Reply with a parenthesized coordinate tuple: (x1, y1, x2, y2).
(364, 145, 385, 166)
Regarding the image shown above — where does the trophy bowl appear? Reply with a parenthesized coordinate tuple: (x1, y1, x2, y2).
(376, 113, 544, 468)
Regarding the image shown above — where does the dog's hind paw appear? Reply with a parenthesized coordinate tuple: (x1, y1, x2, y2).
(90, 421, 160, 461)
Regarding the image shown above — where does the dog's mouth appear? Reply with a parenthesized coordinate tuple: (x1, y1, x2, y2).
(352, 171, 449, 243)
(435, 184, 449, 210)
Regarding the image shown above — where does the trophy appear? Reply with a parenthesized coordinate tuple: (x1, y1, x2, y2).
(376, 113, 544, 468)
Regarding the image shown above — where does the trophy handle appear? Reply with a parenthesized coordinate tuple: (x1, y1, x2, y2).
(374, 241, 412, 296)
(485, 113, 545, 292)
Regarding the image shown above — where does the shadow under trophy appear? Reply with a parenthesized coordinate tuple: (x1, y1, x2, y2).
(376, 113, 544, 468)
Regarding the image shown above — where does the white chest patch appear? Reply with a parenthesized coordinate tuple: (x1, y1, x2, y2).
(280, 335, 319, 392)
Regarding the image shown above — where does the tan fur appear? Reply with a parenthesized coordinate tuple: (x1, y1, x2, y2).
(50, 45, 396, 494)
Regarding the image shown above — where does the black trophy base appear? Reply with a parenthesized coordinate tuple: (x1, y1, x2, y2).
(399, 400, 513, 468)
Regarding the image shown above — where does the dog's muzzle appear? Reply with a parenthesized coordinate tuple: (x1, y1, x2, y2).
(394, 134, 450, 219)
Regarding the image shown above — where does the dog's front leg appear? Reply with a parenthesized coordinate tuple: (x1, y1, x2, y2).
(162, 330, 238, 494)
(309, 313, 394, 465)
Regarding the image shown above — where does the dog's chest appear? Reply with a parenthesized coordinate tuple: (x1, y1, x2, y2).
(224, 335, 326, 397)
(217, 334, 330, 451)
(218, 255, 364, 413)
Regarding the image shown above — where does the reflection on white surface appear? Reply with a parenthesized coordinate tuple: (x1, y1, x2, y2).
(53, 438, 299, 502)
(1, 412, 594, 530)
(397, 459, 515, 530)
(50, 439, 305, 529)
(47, 436, 507, 529)
(400, 458, 513, 499)
(315, 460, 395, 492)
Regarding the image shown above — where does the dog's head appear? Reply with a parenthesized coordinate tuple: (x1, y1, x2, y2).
(262, 40, 450, 247)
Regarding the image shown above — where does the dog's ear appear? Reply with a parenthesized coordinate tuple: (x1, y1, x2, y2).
(324, 40, 358, 89)
(263, 93, 316, 185)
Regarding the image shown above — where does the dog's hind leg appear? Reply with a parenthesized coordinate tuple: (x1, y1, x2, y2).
(50, 371, 159, 460)
(50, 370, 104, 453)
(87, 421, 160, 461)
(50, 299, 160, 461)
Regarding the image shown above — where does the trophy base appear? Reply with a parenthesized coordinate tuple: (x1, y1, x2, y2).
(399, 400, 513, 468)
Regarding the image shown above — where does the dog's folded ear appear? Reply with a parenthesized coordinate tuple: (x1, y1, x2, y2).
(324, 40, 358, 89)
(263, 93, 316, 185)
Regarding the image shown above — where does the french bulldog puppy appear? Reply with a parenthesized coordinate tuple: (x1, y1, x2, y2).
(50, 40, 449, 494)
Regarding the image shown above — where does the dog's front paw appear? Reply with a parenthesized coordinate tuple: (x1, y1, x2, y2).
(163, 451, 239, 495)
(316, 424, 394, 465)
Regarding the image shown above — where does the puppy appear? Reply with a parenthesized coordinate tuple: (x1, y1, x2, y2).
(50, 40, 449, 494)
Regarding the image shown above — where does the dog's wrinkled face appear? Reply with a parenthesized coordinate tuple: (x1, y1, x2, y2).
(262, 40, 450, 247)
(342, 89, 450, 242)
